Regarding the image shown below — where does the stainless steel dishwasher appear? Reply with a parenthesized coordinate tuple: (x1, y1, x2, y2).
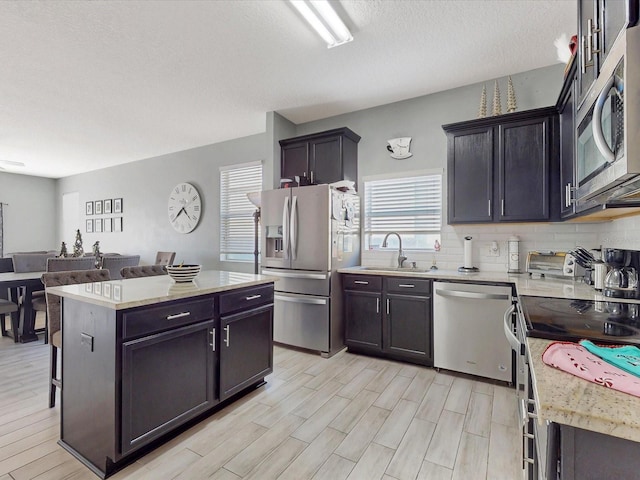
(433, 281, 513, 382)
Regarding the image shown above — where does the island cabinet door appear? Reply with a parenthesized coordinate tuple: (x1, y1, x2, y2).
(219, 304, 273, 401)
(121, 319, 217, 455)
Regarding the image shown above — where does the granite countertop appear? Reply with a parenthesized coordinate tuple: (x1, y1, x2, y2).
(338, 265, 640, 302)
(46, 270, 276, 310)
(527, 337, 640, 443)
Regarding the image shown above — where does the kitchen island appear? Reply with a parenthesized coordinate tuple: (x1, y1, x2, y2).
(47, 270, 275, 479)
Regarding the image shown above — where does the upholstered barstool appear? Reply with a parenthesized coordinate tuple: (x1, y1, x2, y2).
(42, 268, 111, 407)
(120, 265, 167, 279)
(101, 255, 140, 280)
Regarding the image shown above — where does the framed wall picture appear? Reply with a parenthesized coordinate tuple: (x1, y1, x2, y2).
(95, 218, 103, 233)
(104, 199, 112, 214)
(104, 217, 112, 232)
(95, 200, 103, 215)
(114, 217, 123, 232)
(114, 198, 123, 213)
(86, 219, 93, 233)
(86, 201, 93, 215)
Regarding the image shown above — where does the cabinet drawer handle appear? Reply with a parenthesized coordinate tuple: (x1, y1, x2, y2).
(166, 312, 190, 320)
(224, 325, 230, 347)
(376, 297, 380, 314)
(210, 328, 216, 352)
(386, 298, 390, 315)
(488, 199, 491, 217)
(501, 199, 505, 216)
(246, 294, 262, 301)
(398, 284, 415, 288)
(354, 280, 369, 285)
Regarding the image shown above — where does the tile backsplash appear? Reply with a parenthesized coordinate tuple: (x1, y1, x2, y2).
(361, 215, 640, 273)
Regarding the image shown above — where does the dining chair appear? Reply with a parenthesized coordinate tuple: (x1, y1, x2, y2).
(0, 258, 20, 341)
(120, 265, 167, 279)
(154, 251, 176, 266)
(101, 255, 140, 280)
(11, 253, 55, 273)
(47, 256, 96, 272)
(42, 268, 111, 408)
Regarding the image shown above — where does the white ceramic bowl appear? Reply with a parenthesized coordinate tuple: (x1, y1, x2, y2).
(166, 264, 201, 282)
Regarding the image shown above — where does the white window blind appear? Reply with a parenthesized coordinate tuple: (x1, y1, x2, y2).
(364, 173, 442, 250)
(220, 162, 263, 262)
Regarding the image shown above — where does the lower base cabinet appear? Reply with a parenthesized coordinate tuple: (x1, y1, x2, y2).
(220, 304, 273, 401)
(343, 274, 432, 365)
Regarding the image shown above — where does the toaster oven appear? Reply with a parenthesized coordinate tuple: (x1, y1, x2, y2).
(526, 251, 584, 278)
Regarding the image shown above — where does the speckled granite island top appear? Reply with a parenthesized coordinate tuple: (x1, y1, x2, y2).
(527, 337, 640, 443)
(46, 270, 276, 310)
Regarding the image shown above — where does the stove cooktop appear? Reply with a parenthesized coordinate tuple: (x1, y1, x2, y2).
(519, 296, 640, 345)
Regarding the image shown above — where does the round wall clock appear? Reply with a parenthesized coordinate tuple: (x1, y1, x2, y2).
(168, 182, 202, 233)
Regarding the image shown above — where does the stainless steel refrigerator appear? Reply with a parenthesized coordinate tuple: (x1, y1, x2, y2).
(260, 183, 360, 357)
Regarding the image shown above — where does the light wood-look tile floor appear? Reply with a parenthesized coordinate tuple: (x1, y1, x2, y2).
(0, 332, 522, 480)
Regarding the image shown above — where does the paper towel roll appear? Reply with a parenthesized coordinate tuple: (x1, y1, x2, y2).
(463, 236, 473, 269)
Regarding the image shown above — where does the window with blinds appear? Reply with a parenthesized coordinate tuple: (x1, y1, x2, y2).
(219, 161, 263, 262)
(364, 172, 442, 251)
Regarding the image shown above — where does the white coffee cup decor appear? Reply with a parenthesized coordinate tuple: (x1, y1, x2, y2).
(386, 137, 412, 159)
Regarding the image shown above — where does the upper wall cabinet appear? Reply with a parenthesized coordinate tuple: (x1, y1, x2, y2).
(557, 58, 578, 219)
(279, 127, 361, 187)
(443, 107, 559, 224)
(577, 0, 639, 106)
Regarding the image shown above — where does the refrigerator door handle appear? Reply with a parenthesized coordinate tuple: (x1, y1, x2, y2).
(290, 195, 298, 260)
(282, 196, 290, 259)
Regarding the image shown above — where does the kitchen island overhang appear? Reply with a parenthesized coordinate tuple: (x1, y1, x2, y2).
(48, 270, 276, 479)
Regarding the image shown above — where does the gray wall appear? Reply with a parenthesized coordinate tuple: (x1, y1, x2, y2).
(0, 172, 57, 255)
(57, 133, 266, 271)
(12, 62, 586, 273)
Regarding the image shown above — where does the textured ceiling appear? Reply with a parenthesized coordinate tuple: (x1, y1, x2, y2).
(0, 0, 576, 178)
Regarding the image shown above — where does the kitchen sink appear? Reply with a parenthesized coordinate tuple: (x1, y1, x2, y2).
(360, 267, 432, 273)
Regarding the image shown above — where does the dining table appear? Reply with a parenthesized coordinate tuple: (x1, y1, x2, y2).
(0, 270, 45, 343)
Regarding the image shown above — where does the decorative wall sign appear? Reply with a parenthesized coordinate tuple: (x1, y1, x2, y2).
(386, 137, 412, 159)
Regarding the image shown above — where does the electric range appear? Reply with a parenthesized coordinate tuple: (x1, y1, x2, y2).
(519, 295, 640, 345)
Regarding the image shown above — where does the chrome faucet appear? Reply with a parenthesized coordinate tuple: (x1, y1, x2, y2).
(382, 232, 407, 268)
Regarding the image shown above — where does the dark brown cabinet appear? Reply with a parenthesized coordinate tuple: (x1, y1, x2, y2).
(219, 305, 273, 401)
(343, 274, 432, 366)
(577, 0, 638, 106)
(121, 320, 216, 454)
(60, 283, 274, 479)
(384, 278, 432, 362)
(558, 59, 578, 219)
(443, 107, 558, 224)
(279, 127, 360, 186)
(344, 275, 383, 350)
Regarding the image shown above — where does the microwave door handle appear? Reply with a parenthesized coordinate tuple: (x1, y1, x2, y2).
(592, 74, 616, 164)
(282, 196, 290, 259)
(290, 195, 298, 260)
(503, 304, 520, 352)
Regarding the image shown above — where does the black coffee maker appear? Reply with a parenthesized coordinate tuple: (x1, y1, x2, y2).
(603, 248, 640, 298)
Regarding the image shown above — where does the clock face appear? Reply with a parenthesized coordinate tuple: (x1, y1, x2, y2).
(168, 182, 202, 233)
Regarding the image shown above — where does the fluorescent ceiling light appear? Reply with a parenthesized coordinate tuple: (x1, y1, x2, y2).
(290, 0, 353, 48)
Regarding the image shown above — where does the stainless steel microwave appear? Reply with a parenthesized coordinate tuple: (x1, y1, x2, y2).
(575, 24, 640, 209)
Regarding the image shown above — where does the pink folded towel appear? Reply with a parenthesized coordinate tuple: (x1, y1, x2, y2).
(542, 342, 640, 398)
